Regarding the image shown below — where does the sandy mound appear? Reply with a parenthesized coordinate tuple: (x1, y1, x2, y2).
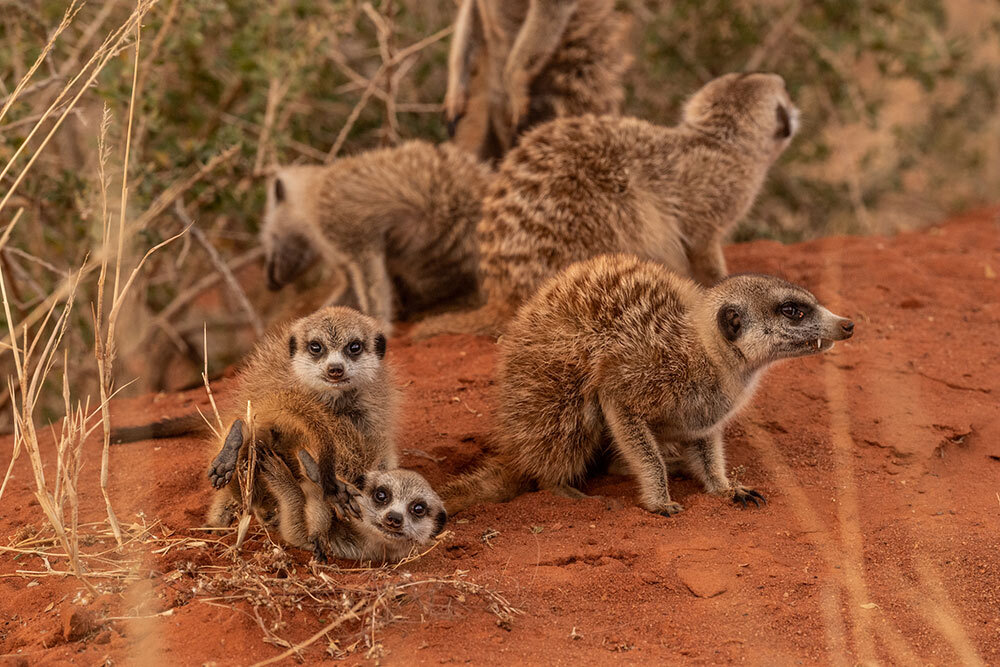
(2, 209, 998, 664)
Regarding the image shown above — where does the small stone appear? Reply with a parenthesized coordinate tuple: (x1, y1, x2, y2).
(677, 567, 729, 598)
(61, 606, 99, 642)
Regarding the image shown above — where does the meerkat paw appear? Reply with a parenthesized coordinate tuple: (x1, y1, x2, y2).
(547, 484, 599, 501)
(648, 501, 685, 517)
(310, 538, 330, 563)
(444, 92, 467, 138)
(731, 486, 767, 509)
(207, 419, 245, 489)
(330, 478, 363, 521)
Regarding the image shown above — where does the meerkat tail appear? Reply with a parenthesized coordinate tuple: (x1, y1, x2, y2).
(110, 413, 209, 444)
(441, 458, 533, 515)
(410, 302, 510, 340)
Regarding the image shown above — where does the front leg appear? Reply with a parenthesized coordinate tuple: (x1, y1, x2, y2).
(343, 251, 394, 328)
(600, 395, 682, 516)
(682, 432, 766, 509)
(687, 237, 728, 286)
(207, 418, 245, 489)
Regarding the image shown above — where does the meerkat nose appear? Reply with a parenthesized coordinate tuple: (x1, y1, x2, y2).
(384, 511, 403, 528)
(327, 364, 345, 379)
(840, 319, 855, 338)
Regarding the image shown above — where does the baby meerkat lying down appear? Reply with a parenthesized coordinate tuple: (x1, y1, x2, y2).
(260, 450, 447, 563)
(443, 254, 855, 516)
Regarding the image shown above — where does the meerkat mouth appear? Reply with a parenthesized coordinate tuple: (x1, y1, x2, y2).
(809, 338, 834, 352)
(376, 525, 408, 540)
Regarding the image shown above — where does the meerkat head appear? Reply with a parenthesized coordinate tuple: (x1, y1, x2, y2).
(708, 274, 854, 368)
(355, 469, 447, 546)
(681, 72, 799, 160)
(262, 166, 323, 291)
(287, 306, 387, 396)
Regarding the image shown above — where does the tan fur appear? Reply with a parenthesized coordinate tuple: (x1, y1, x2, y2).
(442, 254, 854, 515)
(262, 141, 492, 328)
(415, 73, 800, 339)
(446, 0, 631, 161)
(203, 307, 399, 540)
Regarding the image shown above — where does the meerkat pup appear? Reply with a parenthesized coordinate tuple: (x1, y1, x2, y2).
(414, 72, 800, 338)
(262, 141, 492, 329)
(443, 254, 855, 516)
(199, 306, 398, 535)
(446, 0, 630, 161)
(260, 451, 447, 562)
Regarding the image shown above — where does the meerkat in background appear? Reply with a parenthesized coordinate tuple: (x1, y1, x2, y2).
(414, 72, 800, 339)
(446, 0, 630, 161)
(443, 254, 854, 516)
(260, 453, 447, 562)
(262, 141, 492, 329)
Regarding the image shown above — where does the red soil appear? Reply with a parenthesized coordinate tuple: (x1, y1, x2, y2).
(1, 210, 998, 665)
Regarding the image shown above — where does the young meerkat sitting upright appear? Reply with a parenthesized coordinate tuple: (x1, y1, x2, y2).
(413, 72, 800, 338)
(442, 254, 855, 516)
(262, 140, 493, 330)
(201, 307, 399, 543)
(259, 451, 447, 562)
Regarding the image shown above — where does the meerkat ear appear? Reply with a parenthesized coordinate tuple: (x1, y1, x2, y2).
(297, 450, 321, 484)
(288, 335, 297, 358)
(374, 334, 386, 358)
(274, 178, 286, 203)
(432, 509, 448, 537)
(775, 104, 792, 139)
(717, 306, 743, 342)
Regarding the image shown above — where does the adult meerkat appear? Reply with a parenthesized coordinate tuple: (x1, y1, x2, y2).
(414, 72, 800, 338)
(446, 0, 630, 161)
(260, 453, 447, 562)
(443, 254, 854, 516)
(262, 141, 492, 329)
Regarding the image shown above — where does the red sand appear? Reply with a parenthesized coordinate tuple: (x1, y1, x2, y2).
(1, 210, 998, 664)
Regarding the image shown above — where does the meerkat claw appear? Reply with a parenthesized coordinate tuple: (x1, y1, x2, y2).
(732, 487, 766, 509)
(655, 502, 685, 517)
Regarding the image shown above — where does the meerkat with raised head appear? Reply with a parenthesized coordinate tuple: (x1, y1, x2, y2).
(414, 72, 800, 339)
(259, 450, 447, 562)
(446, 0, 630, 161)
(262, 141, 493, 329)
(442, 254, 855, 516)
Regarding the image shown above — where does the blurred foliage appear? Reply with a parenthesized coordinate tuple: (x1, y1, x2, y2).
(0, 0, 998, 424)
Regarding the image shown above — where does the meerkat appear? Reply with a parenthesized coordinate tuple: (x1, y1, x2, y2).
(259, 450, 447, 562)
(442, 254, 855, 516)
(446, 0, 630, 161)
(413, 72, 800, 339)
(261, 141, 492, 329)
(109, 307, 399, 544)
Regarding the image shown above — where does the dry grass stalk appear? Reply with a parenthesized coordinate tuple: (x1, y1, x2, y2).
(174, 198, 264, 337)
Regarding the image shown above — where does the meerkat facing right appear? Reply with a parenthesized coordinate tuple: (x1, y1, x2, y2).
(414, 72, 799, 338)
(442, 254, 854, 515)
(262, 141, 492, 329)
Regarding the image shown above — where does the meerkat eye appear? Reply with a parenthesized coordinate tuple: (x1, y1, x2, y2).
(775, 104, 792, 139)
(373, 487, 390, 504)
(779, 303, 805, 321)
(308, 340, 324, 355)
(346, 339, 363, 357)
(410, 501, 426, 517)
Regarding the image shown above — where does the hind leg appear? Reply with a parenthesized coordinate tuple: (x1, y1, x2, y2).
(687, 238, 727, 286)
(206, 492, 239, 527)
